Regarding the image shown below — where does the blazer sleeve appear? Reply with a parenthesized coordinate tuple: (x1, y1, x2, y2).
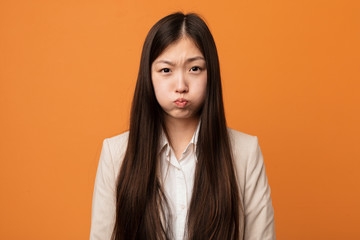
(90, 138, 117, 240)
(244, 137, 275, 240)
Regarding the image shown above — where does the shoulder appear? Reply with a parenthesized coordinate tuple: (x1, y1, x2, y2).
(227, 127, 259, 159)
(105, 131, 129, 152)
(226, 128, 262, 197)
(227, 127, 258, 144)
(102, 131, 129, 173)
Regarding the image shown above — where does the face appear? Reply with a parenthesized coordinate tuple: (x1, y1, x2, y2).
(151, 37, 207, 122)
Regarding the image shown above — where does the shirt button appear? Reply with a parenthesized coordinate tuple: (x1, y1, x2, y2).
(180, 204, 185, 210)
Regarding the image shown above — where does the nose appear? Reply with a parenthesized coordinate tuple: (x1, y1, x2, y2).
(175, 71, 188, 93)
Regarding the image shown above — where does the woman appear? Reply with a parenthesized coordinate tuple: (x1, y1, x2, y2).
(90, 12, 275, 240)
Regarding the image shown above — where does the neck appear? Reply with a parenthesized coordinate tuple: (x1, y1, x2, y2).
(163, 115, 199, 160)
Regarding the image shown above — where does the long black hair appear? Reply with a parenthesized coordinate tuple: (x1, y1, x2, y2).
(112, 12, 244, 240)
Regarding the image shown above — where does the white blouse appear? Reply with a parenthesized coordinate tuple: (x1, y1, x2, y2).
(157, 122, 200, 240)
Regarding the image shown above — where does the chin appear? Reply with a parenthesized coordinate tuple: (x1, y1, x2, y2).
(170, 115, 190, 120)
(169, 113, 197, 120)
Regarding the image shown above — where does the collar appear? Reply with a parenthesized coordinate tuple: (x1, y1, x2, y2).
(159, 120, 201, 161)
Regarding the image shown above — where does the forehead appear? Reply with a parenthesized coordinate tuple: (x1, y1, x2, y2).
(155, 37, 204, 61)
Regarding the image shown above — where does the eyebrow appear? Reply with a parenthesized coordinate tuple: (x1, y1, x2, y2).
(153, 56, 205, 66)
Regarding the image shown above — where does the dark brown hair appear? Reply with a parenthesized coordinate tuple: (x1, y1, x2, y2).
(112, 12, 244, 240)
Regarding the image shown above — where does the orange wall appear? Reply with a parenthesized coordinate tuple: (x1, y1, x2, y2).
(1, 0, 359, 239)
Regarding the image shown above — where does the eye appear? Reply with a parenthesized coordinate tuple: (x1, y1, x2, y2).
(190, 66, 201, 72)
(160, 68, 171, 73)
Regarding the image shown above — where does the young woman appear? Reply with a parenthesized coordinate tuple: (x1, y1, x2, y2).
(90, 12, 275, 240)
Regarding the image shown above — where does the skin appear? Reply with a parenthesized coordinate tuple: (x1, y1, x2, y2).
(151, 36, 207, 160)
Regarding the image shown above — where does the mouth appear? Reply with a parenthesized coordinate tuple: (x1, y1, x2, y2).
(174, 98, 188, 107)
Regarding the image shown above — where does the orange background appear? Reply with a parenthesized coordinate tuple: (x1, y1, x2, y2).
(1, 0, 359, 239)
